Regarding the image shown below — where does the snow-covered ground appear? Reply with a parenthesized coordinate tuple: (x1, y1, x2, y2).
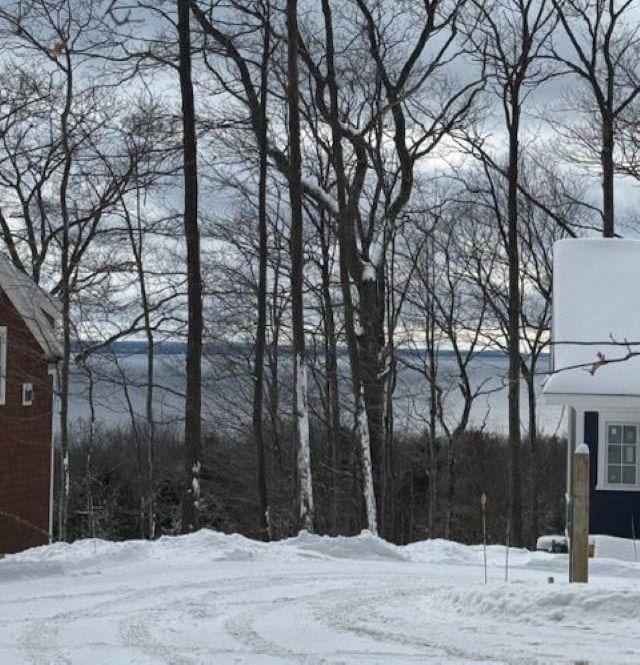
(1, 530, 639, 664)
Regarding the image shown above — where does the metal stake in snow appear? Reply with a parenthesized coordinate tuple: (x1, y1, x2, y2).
(481, 492, 487, 584)
(570, 444, 590, 583)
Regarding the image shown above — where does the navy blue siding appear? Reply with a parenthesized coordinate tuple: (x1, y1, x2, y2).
(584, 411, 640, 537)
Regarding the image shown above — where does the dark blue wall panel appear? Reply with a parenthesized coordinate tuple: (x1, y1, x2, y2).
(585, 411, 640, 538)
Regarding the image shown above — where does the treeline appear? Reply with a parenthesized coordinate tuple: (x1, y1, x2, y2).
(58, 420, 566, 546)
(0, 0, 637, 548)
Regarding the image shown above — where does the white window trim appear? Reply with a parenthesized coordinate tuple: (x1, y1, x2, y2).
(22, 382, 33, 406)
(0, 326, 6, 406)
(597, 410, 640, 492)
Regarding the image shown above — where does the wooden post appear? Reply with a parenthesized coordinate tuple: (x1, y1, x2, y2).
(566, 407, 576, 582)
(570, 444, 590, 583)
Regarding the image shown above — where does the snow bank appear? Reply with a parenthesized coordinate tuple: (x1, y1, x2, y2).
(406, 538, 482, 565)
(2, 530, 263, 574)
(277, 530, 408, 562)
(536, 534, 567, 551)
(0, 531, 576, 573)
(593, 535, 639, 563)
(2, 529, 408, 577)
(405, 536, 640, 579)
(405, 538, 567, 571)
(148, 530, 264, 562)
(4, 530, 640, 583)
(0, 539, 151, 582)
(11, 537, 149, 566)
(433, 584, 640, 625)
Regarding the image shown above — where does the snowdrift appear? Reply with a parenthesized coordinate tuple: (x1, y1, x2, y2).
(4, 527, 639, 578)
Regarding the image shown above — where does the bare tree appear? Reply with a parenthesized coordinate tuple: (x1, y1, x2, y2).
(319, 0, 377, 533)
(286, 0, 315, 532)
(177, 0, 203, 532)
(0, 0, 164, 540)
(550, 0, 640, 237)
(252, 1, 271, 539)
(401, 201, 494, 538)
(464, 0, 557, 547)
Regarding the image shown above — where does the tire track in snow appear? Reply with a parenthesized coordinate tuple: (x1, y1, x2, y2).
(119, 612, 197, 665)
(21, 617, 73, 665)
(16, 572, 282, 664)
(117, 573, 334, 664)
(219, 574, 421, 663)
(314, 583, 511, 663)
(12, 563, 538, 663)
(19, 587, 136, 665)
(18, 579, 220, 664)
(223, 607, 295, 659)
(216, 572, 496, 663)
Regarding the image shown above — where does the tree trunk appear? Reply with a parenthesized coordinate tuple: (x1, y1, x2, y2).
(383, 349, 397, 540)
(318, 211, 341, 534)
(126, 173, 155, 539)
(507, 109, 523, 548)
(178, 0, 203, 533)
(144, 324, 155, 539)
(85, 363, 96, 539)
(425, 241, 439, 538)
(268, 301, 281, 464)
(383, 249, 398, 540)
(115, 354, 145, 538)
(252, 8, 270, 541)
(286, 0, 314, 532)
(602, 111, 615, 237)
(444, 437, 456, 540)
(358, 280, 386, 530)
(320, 0, 378, 534)
(524, 367, 539, 547)
(57, 49, 74, 543)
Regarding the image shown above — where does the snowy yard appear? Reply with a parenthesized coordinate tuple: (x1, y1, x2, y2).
(1, 531, 639, 664)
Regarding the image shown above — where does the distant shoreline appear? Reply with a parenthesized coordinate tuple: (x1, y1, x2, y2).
(71, 340, 549, 361)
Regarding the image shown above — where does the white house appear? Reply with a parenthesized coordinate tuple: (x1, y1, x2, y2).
(543, 238, 640, 538)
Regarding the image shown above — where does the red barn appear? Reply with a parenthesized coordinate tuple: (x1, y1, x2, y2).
(0, 254, 61, 554)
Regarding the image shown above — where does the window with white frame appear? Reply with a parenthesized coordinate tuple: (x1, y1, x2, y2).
(606, 422, 638, 486)
(0, 326, 6, 406)
(22, 383, 33, 406)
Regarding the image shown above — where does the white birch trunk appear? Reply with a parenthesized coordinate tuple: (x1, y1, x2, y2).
(192, 460, 201, 511)
(351, 287, 378, 535)
(63, 450, 70, 506)
(295, 352, 314, 531)
(356, 386, 378, 535)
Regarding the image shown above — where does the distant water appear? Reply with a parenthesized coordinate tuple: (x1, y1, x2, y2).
(67, 350, 565, 436)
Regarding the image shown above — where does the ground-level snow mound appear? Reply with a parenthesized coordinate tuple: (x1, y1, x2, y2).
(2, 529, 407, 575)
(148, 529, 265, 562)
(593, 535, 639, 562)
(6, 538, 150, 567)
(3, 529, 267, 576)
(7, 530, 640, 583)
(432, 584, 640, 625)
(403, 538, 562, 570)
(404, 538, 482, 565)
(277, 530, 409, 561)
